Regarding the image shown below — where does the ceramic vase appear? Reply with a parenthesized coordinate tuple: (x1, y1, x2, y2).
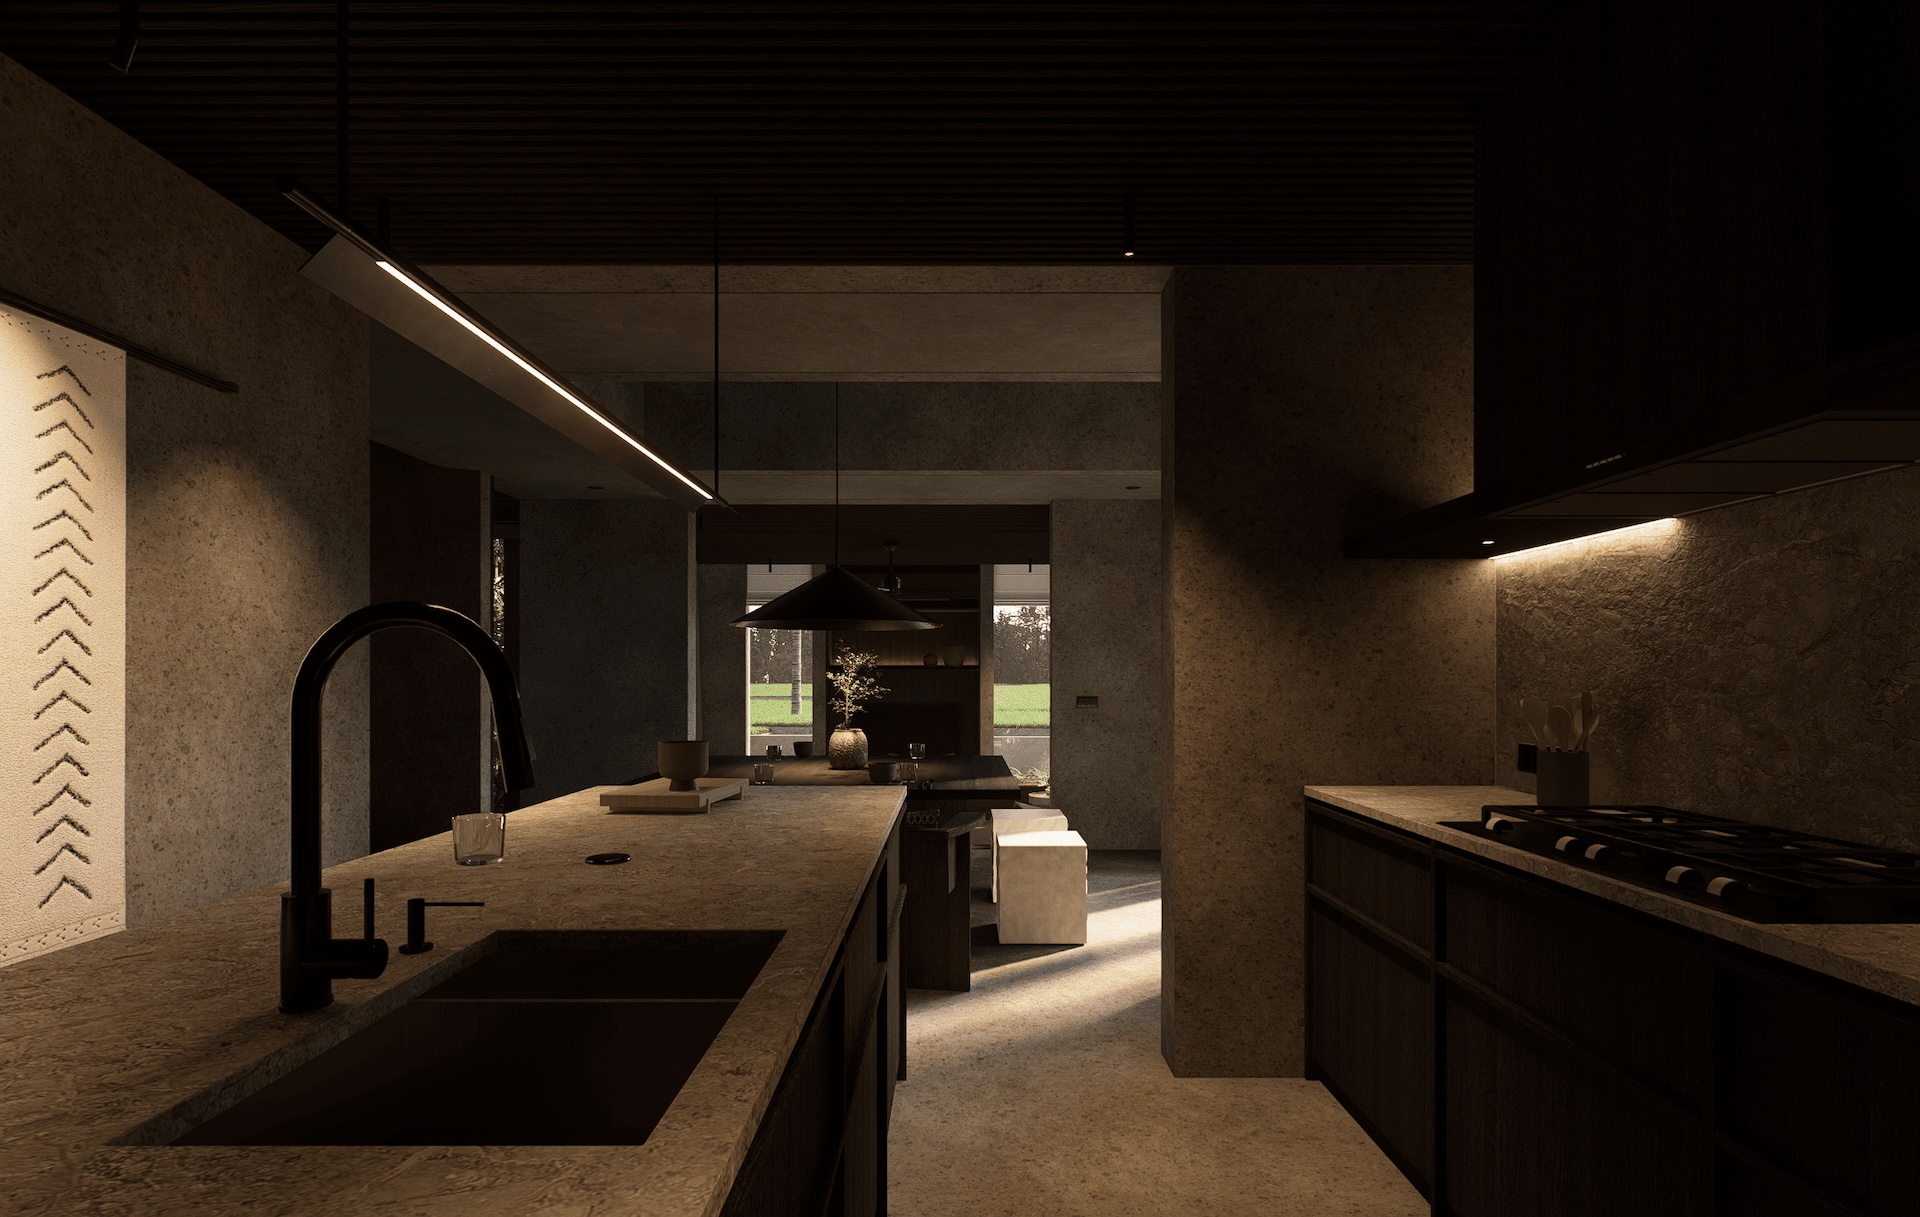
(941, 643, 967, 667)
(828, 726, 869, 770)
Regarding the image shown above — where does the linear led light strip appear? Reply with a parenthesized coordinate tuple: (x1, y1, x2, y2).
(280, 183, 712, 502)
(371, 262, 711, 499)
(1490, 517, 1679, 562)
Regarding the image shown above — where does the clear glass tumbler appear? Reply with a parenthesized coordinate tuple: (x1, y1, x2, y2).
(752, 762, 776, 785)
(909, 742, 928, 760)
(451, 812, 506, 865)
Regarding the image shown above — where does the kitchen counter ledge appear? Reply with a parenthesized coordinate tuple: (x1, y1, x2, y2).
(0, 783, 903, 1217)
(1309, 785, 1920, 1010)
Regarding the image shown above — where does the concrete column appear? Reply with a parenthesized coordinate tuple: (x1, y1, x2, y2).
(1160, 266, 1492, 1076)
(518, 498, 693, 802)
(1050, 499, 1164, 849)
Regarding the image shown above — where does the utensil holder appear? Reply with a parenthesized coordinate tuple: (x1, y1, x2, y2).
(1535, 750, 1590, 806)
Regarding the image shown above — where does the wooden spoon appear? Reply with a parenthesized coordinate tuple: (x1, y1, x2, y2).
(1547, 704, 1574, 753)
(1522, 697, 1550, 749)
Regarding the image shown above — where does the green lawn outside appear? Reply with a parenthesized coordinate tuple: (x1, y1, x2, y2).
(752, 682, 1048, 728)
(750, 683, 813, 726)
(995, 683, 1049, 728)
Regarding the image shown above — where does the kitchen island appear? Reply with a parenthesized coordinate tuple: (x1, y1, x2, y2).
(0, 783, 903, 1217)
(1307, 785, 1920, 1217)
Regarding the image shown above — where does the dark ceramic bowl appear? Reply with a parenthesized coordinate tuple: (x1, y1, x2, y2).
(658, 739, 709, 792)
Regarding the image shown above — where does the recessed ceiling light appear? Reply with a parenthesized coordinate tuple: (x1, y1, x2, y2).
(1481, 539, 1497, 546)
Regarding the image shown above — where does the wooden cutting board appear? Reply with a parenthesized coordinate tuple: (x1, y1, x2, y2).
(599, 776, 749, 813)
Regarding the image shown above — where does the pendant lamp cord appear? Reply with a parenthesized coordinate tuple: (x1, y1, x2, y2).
(833, 383, 841, 567)
(336, 1, 349, 218)
(712, 195, 720, 501)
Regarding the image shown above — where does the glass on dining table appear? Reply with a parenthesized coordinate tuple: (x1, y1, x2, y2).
(751, 762, 776, 785)
(908, 742, 927, 761)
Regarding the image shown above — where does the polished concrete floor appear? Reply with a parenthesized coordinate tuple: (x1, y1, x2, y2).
(888, 849, 1427, 1217)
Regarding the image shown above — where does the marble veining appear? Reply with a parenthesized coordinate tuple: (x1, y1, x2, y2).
(0, 784, 901, 1216)
(1308, 785, 1920, 1010)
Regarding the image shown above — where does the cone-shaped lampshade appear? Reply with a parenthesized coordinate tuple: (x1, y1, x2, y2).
(733, 565, 938, 631)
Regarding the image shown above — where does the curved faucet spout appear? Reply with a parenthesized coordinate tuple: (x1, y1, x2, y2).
(290, 601, 535, 899)
(281, 601, 534, 1014)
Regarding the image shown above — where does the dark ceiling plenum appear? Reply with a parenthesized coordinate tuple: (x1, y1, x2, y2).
(2, 3, 1569, 264)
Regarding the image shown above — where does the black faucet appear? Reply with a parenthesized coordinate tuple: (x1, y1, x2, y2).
(281, 602, 536, 1014)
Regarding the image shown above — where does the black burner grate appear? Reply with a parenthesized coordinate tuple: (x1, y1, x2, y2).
(1444, 805, 1920, 923)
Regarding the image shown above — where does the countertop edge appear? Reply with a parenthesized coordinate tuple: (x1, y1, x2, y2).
(0, 783, 909, 1217)
(1306, 784, 1920, 1011)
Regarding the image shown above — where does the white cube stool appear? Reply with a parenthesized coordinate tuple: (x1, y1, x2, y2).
(997, 830, 1088, 945)
(991, 807, 1069, 902)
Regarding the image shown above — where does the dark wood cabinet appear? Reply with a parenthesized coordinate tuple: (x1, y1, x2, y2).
(1306, 810, 1435, 1193)
(725, 818, 901, 1217)
(1714, 951, 1920, 1217)
(1353, 1, 1920, 559)
(1476, 0, 1920, 501)
(1307, 798, 1920, 1217)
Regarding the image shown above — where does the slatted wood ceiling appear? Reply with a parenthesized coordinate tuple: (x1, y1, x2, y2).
(2, 2, 1570, 264)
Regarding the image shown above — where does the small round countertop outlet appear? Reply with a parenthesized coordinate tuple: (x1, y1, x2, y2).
(585, 852, 631, 865)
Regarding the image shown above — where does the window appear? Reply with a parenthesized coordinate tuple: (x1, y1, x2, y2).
(745, 565, 815, 754)
(993, 563, 1049, 785)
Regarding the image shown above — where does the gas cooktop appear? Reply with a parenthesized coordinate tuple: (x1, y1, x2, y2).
(1444, 804, 1920, 923)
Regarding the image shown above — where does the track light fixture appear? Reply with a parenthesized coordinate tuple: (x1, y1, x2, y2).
(881, 544, 904, 595)
(107, 0, 139, 72)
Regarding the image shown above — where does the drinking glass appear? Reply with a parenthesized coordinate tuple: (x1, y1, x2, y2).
(766, 743, 783, 757)
(908, 742, 928, 761)
(451, 812, 506, 866)
(900, 761, 920, 786)
(752, 762, 776, 785)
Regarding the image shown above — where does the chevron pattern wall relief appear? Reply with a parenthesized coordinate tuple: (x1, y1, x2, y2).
(1, 307, 125, 964)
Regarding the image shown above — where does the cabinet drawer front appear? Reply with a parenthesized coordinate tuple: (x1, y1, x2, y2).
(1442, 855, 1707, 1104)
(1308, 802, 1432, 950)
(1444, 986, 1709, 1217)
(1715, 951, 1920, 1216)
(1308, 905, 1432, 1193)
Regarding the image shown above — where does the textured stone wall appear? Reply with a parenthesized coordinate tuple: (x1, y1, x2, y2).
(698, 563, 749, 754)
(640, 380, 1159, 472)
(1050, 499, 1165, 848)
(1162, 266, 1491, 1076)
(519, 499, 692, 801)
(0, 54, 371, 927)
(1497, 463, 1920, 848)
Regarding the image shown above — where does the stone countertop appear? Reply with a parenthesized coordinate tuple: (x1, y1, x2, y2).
(0, 783, 903, 1217)
(1307, 785, 1920, 1010)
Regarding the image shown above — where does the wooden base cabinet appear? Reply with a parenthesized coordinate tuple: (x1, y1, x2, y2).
(726, 819, 902, 1217)
(1307, 799, 1920, 1217)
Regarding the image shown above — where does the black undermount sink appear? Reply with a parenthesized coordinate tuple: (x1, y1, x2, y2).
(172, 929, 783, 1146)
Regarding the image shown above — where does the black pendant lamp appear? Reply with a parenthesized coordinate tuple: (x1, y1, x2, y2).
(734, 387, 936, 633)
